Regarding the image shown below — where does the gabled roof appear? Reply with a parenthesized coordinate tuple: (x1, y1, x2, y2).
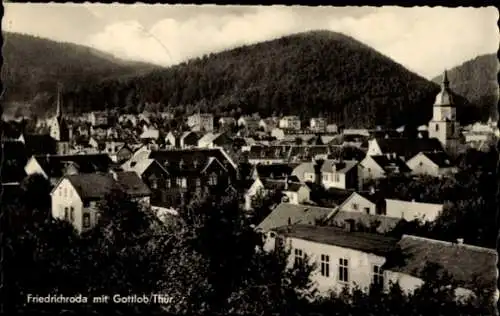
(373, 137, 444, 159)
(369, 155, 412, 173)
(257, 203, 333, 231)
(255, 163, 294, 179)
(33, 154, 113, 178)
(148, 148, 237, 176)
(62, 171, 151, 201)
(272, 224, 399, 256)
(121, 158, 167, 176)
(413, 152, 455, 168)
(385, 235, 497, 290)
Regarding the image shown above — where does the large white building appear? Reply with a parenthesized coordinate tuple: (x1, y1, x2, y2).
(187, 113, 214, 132)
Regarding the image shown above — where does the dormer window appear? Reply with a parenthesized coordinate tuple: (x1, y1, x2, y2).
(208, 173, 218, 186)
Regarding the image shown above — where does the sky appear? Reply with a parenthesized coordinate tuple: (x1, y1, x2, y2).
(3, 4, 499, 79)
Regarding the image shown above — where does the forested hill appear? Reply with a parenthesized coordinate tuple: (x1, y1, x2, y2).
(1, 32, 160, 117)
(432, 54, 499, 122)
(66, 30, 478, 128)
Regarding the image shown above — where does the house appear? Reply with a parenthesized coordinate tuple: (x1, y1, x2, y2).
(197, 132, 232, 148)
(237, 116, 261, 131)
(247, 145, 292, 165)
(264, 224, 399, 295)
(259, 118, 278, 132)
(310, 118, 326, 132)
(360, 154, 412, 180)
(121, 158, 170, 207)
(384, 235, 498, 302)
(292, 159, 360, 190)
(179, 131, 200, 148)
(279, 116, 301, 131)
(271, 128, 286, 140)
(336, 191, 385, 216)
(139, 127, 160, 141)
(218, 117, 236, 129)
(366, 138, 444, 160)
(164, 131, 180, 148)
(288, 145, 330, 163)
(115, 144, 134, 164)
(326, 124, 338, 134)
(187, 113, 214, 132)
(25, 154, 113, 185)
(406, 152, 458, 177)
(385, 198, 443, 222)
(50, 171, 151, 233)
(88, 111, 109, 127)
(142, 148, 238, 208)
(257, 203, 333, 232)
(244, 177, 310, 210)
(251, 163, 295, 180)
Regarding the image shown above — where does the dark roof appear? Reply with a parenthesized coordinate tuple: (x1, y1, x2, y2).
(248, 145, 292, 160)
(257, 203, 333, 231)
(374, 138, 444, 159)
(65, 171, 151, 201)
(261, 179, 304, 192)
(34, 154, 113, 178)
(289, 145, 330, 161)
(24, 134, 57, 155)
(148, 148, 237, 176)
(385, 235, 497, 290)
(272, 224, 399, 256)
(417, 152, 455, 168)
(370, 155, 412, 173)
(255, 164, 294, 178)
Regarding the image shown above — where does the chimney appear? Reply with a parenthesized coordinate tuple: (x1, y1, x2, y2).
(456, 238, 464, 245)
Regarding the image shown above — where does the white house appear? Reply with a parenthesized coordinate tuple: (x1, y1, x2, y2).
(279, 116, 301, 131)
(406, 152, 458, 177)
(263, 224, 396, 295)
(292, 159, 360, 190)
(385, 198, 443, 222)
(50, 171, 151, 233)
(270, 128, 286, 140)
(187, 113, 214, 132)
(337, 191, 383, 215)
(366, 138, 444, 160)
(360, 154, 412, 181)
(310, 118, 326, 132)
(244, 177, 310, 210)
(237, 116, 260, 131)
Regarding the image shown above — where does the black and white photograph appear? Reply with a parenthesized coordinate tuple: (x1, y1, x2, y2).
(1, 4, 499, 315)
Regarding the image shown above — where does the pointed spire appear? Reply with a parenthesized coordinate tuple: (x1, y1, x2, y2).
(442, 69, 450, 89)
(56, 82, 62, 118)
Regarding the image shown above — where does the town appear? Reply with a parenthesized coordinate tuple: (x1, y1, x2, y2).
(2, 4, 499, 316)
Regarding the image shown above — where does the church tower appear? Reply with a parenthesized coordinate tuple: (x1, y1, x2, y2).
(49, 84, 71, 154)
(428, 70, 460, 154)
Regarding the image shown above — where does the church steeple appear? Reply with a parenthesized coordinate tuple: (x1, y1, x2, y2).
(434, 69, 453, 107)
(56, 83, 62, 118)
(442, 69, 450, 89)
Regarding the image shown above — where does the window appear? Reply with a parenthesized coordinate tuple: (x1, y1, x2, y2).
(320, 254, 330, 277)
(70, 207, 75, 222)
(64, 207, 69, 221)
(352, 203, 359, 211)
(176, 178, 182, 187)
(323, 174, 329, 182)
(334, 173, 340, 182)
(166, 178, 171, 188)
(63, 188, 67, 197)
(451, 123, 455, 134)
(294, 249, 304, 266)
(83, 213, 90, 228)
(435, 124, 439, 131)
(372, 265, 384, 287)
(364, 207, 370, 214)
(209, 173, 218, 186)
(338, 258, 349, 282)
(196, 178, 201, 187)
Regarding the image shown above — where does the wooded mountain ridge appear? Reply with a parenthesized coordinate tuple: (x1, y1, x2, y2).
(3, 30, 490, 127)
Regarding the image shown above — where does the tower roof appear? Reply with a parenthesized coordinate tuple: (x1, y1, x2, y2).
(434, 69, 454, 107)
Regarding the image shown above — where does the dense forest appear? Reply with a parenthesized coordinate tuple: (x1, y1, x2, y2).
(63, 30, 447, 128)
(432, 53, 499, 122)
(1, 32, 159, 116)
